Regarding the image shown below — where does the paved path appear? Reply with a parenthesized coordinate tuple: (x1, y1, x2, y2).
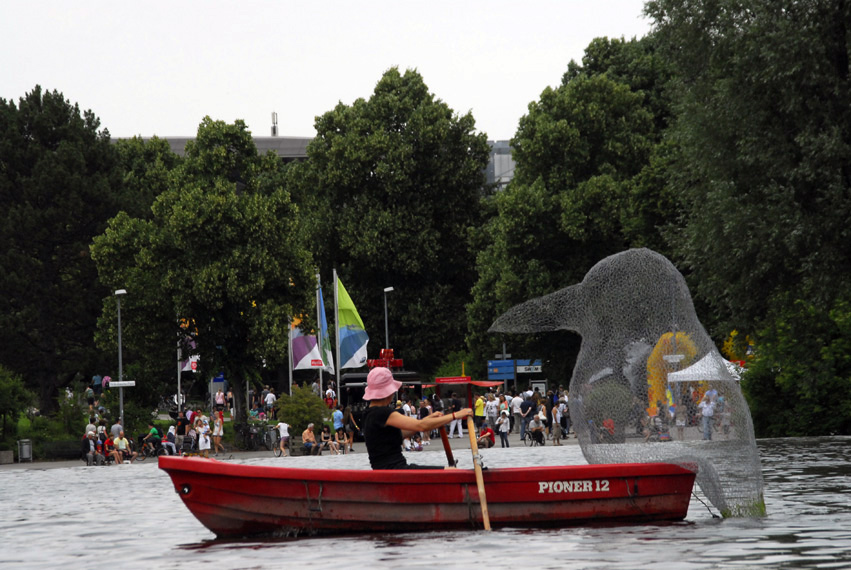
(0, 429, 579, 471)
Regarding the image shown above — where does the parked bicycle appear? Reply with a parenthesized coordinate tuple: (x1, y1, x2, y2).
(268, 427, 285, 457)
(261, 425, 274, 451)
(238, 424, 261, 451)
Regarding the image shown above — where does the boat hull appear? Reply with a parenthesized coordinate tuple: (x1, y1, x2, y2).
(159, 456, 696, 537)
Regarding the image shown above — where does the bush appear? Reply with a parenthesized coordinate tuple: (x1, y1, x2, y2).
(0, 366, 35, 440)
(56, 391, 87, 436)
(744, 296, 851, 437)
(275, 385, 328, 435)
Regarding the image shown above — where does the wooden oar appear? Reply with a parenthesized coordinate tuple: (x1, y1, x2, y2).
(466, 416, 492, 530)
(439, 426, 456, 467)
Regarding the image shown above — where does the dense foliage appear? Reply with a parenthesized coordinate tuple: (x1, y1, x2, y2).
(0, 366, 34, 439)
(646, 0, 851, 434)
(743, 296, 851, 436)
(288, 68, 490, 373)
(275, 386, 329, 435)
(467, 36, 673, 382)
(0, 87, 127, 412)
(91, 118, 316, 424)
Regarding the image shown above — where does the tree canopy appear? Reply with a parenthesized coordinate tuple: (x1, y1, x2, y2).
(91, 118, 315, 420)
(288, 67, 490, 373)
(647, 0, 851, 331)
(645, 0, 851, 435)
(467, 37, 673, 381)
(0, 86, 125, 411)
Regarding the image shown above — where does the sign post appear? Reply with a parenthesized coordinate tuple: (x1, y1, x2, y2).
(114, 289, 127, 426)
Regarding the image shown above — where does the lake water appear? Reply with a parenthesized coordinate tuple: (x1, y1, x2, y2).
(1, 436, 848, 569)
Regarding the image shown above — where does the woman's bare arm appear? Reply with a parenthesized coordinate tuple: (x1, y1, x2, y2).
(386, 408, 473, 438)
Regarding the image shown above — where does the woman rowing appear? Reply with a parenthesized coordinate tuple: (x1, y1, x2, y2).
(363, 367, 472, 470)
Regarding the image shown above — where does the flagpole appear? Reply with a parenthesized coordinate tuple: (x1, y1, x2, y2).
(334, 268, 341, 388)
(287, 317, 293, 396)
(315, 271, 323, 395)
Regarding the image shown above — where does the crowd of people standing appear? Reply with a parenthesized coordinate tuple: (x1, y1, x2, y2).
(387, 385, 575, 453)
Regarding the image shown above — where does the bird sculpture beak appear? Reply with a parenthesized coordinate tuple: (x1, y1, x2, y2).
(488, 283, 585, 334)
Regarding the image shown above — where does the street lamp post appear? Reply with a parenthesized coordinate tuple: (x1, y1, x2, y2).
(383, 287, 394, 350)
(115, 289, 127, 426)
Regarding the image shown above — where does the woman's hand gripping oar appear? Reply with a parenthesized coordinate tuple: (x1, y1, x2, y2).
(466, 416, 492, 530)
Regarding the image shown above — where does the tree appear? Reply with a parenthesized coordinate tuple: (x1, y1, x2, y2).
(0, 86, 126, 412)
(743, 295, 851, 437)
(113, 136, 181, 219)
(0, 366, 35, 440)
(288, 68, 490, 373)
(646, 0, 851, 333)
(467, 37, 672, 376)
(91, 117, 316, 423)
(647, 0, 851, 435)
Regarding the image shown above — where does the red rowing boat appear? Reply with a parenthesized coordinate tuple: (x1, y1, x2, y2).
(159, 456, 697, 537)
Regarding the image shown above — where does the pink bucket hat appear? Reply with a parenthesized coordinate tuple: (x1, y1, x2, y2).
(364, 367, 402, 401)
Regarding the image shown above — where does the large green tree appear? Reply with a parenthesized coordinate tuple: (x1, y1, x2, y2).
(468, 37, 673, 380)
(647, 0, 851, 435)
(92, 118, 315, 422)
(113, 135, 181, 219)
(288, 68, 490, 374)
(0, 86, 126, 411)
(647, 0, 851, 331)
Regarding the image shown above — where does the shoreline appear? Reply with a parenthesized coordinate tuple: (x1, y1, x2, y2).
(0, 429, 580, 471)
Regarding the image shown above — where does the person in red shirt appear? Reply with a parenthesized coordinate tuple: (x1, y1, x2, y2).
(103, 436, 122, 465)
(477, 422, 495, 448)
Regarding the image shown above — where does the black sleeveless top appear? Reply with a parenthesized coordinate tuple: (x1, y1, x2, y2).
(363, 406, 407, 469)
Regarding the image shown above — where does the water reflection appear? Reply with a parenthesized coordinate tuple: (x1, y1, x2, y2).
(0, 437, 848, 569)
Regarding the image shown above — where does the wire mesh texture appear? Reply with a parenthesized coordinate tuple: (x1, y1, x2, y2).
(490, 248, 764, 517)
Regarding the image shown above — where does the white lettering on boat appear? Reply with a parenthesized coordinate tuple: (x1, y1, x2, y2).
(538, 479, 610, 494)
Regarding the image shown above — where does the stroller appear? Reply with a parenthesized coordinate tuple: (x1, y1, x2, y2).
(181, 429, 198, 455)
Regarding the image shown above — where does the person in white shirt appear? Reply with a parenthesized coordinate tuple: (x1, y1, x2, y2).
(265, 388, 277, 419)
(274, 421, 290, 456)
(698, 394, 716, 440)
(510, 394, 524, 435)
(496, 410, 511, 447)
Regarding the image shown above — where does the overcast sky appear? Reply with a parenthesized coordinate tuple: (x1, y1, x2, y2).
(2, 1, 652, 142)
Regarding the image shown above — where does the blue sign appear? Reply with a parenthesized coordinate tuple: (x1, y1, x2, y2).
(516, 359, 542, 373)
(487, 359, 515, 381)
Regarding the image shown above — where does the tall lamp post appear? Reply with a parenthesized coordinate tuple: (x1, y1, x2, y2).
(383, 286, 394, 350)
(115, 289, 127, 426)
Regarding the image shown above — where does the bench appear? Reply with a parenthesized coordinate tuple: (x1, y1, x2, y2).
(288, 436, 305, 456)
(286, 436, 325, 456)
(42, 440, 82, 461)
